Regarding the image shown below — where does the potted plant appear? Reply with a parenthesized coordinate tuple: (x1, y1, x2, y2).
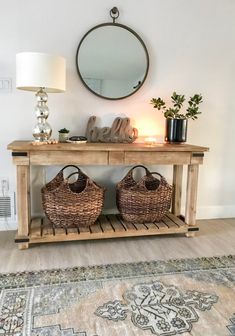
(150, 92, 203, 143)
(58, 128, 70, 143)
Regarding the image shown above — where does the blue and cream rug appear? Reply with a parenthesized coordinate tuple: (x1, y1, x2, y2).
(0, 255, 235, 336)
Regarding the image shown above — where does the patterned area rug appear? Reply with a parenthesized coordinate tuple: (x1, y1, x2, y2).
(0, 255, 234, 336)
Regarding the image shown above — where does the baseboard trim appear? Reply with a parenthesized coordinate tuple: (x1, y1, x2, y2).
(0, 222, 17, 231)
(196, 205, 235, 219)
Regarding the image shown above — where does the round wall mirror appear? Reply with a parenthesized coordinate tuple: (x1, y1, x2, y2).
(76, 22, 149, 100)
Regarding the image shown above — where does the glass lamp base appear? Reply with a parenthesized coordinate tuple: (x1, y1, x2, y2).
(33, 88, 52, 142)
(33, 122, 52, 142)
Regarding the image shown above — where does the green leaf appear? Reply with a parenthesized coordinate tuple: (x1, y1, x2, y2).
(150, 92, 203, 120)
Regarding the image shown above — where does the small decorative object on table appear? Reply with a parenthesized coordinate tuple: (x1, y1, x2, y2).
(85, 116, 138, 143)
(144, 136, 157, 145)
(66, 136, 87, 143)
(58, 128, 70, 142)
(31, 139, 58, 145)
(150, 92, 203, 143)
(117, 165, 172, 223)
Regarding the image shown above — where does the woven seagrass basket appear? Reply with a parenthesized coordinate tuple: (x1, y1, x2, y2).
(42, 165, 105, 228)
(116, 165, 172, 223)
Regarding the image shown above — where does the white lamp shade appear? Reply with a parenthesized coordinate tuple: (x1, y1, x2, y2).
(16, 52, 66, 92)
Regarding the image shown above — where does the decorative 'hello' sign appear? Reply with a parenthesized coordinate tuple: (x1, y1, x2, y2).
(85, 116, 138, 143)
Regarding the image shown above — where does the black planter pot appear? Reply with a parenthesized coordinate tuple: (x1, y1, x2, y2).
(165, 118, 188, 143)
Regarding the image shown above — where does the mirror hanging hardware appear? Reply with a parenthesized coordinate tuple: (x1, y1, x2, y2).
(133, 81, 142, 89)
(110, 7, 119, 23)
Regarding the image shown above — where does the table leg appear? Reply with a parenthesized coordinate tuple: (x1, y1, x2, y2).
(185, 164, 199, 237)
(172, 165, 183, 216)
(16, 165, 30, 249)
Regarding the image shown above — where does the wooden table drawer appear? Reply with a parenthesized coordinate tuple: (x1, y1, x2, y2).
(124, 151, 191, 165)
(30, 151, 108, 165)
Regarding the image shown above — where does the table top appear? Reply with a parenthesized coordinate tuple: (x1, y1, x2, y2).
(7, 141, 209, 153)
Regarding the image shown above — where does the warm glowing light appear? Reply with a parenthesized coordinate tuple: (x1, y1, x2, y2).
(134, 118, 163, 136)
(132, 115, 165, 143)
(145, 137, 157, 145)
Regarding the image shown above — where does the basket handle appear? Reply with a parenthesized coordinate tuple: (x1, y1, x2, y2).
(148, 172, 169, 184)
(66, 171, 86, 180)
(140, 171, 169, 187)
(128, 165, 151, 175)
(61, 165, 81, 173)
(148, 172, 163, 179)
(120, 165, 152, 185)
(66, 171, 96, 189)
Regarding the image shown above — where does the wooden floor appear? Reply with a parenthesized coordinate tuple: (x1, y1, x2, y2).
(0, 218, 234, 273)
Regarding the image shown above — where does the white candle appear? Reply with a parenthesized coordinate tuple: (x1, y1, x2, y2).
(144, 137, 157, 145)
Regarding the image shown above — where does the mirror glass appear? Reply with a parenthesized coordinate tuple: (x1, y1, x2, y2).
(76, 24, 149, 100)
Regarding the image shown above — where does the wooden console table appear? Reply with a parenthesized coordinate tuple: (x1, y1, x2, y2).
(7, 141, 208, 249)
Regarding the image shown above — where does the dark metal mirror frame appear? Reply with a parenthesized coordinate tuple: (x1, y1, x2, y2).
(75, 9, 149, 100)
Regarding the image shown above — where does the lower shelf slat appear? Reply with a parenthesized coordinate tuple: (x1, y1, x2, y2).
(25, 213, 193, 245)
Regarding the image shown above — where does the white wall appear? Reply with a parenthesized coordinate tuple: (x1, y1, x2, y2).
(0, 0, 235, 229)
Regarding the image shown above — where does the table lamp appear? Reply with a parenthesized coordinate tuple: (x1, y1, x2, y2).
(16, 52, 66, 142)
